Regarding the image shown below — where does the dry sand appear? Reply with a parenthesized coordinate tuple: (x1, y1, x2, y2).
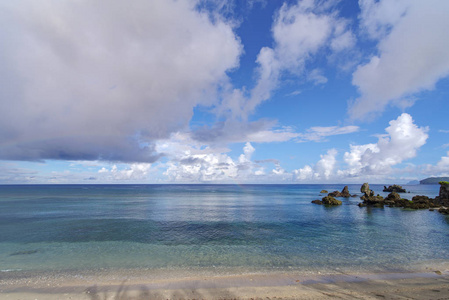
(1, 268, 449, 300)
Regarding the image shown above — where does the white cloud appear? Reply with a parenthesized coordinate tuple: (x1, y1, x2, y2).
(219, 0, 355, 120)
(192, 120, 299, 144)
(163, 142, 268, 182)
(421, 151, 449, 176)
(341, 113, 428, 176)
(98, 163, 152, 180)
(434, 152, 449, 173)
(358, 0, 410, 40)
(293, 148, 337, 181)
(307, 69, 328, 85)
(0, 0, 242, 162)
(330, 28, 356, 52)
(350, 0, 449, 119)
(294, 113, 428, 181)
(298, 125, 359, 142)
(157, 135, 292, 183)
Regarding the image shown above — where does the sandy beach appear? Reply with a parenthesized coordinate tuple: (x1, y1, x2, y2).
(1, 267, 449, 300)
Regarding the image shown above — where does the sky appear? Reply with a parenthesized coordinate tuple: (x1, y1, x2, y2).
(0, 0, 449, 184)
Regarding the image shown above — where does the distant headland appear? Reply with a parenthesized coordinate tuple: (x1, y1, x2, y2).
(419, 177, 449, 184)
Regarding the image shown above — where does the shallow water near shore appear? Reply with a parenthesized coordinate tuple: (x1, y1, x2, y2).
(0, 184, 448, 277)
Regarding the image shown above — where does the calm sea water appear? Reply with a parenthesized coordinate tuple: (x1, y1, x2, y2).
(0, 184, 448, 274)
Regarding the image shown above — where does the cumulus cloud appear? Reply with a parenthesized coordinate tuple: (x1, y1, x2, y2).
(219, 0, 355, 119)
(298, 125, 359, 142)
(157, 133, 290, 182)
(349, 0, 449, 119)
(293, 148, 337, 181)
(163, 142, 267, 182)
(294, 113, 428, 181)
(420, 151, 449, 177)
(341, 113, 428, 176)
(0, 0, 242, 162)
(97, 163, 152, 181)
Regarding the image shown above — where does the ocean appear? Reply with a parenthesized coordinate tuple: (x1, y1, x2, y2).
(0, 184, 448, 276)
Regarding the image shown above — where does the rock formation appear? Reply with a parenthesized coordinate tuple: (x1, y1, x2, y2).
(384, 192, 401, 206)
(361, 183, 370, 194)
(439, 181, 449, 200)
(359, 195, 384, 207)
(328, 186, 351, 197)
(358, 182, 449, 213)
(438, 207, 449, 215)
(311, 199, 323, 205)
(321, 196, 342, 206)
(358, 182, 384, 207)
(320, 190, 328, 194)
(383, 184, 406, 193)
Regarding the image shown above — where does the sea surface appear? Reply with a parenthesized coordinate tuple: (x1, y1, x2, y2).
(0, 184, 448, 276)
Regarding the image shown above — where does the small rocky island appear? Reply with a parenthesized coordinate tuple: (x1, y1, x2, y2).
(312, 185, 354, 206)
(382, 184, 406, 193)
(358, 182, 449, 214)
(312, 182, 449, 214)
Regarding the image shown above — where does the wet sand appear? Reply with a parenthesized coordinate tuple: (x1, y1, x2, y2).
(1, 268, 449, 300)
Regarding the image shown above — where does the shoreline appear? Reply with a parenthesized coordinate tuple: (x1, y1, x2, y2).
(2, 264, 449, 299)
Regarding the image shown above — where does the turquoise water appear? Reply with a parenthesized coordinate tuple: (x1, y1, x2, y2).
(0, 184, 448, 274)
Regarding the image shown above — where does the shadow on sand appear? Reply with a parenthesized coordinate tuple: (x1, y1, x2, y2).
(85, 280, 238, 300)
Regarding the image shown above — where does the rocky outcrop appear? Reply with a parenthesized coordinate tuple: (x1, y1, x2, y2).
(322, 196, 342, 206)
(328, 186, 351, 198)
(438, 207, 449, 215)
(384, 192, 401, 206)
(383, 185, 406, 193)
(359, 195, 385, 207)
(361, 183, 370, 194)
(311, 199, 323, 205)
(320, 190, 328, 194)
(382, 192, 447, 210)
(358, 182, 384, 207)
(439, 181, 449, 200)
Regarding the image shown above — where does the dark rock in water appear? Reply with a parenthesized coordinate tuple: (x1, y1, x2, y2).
(361, 183, 370, 194)
(311, 199, 323, 205)
(386, 192, 401, 201)
(328, 190, 340, 197)
(412, 195, 431, 203)
(439, 181, 449, 200)
(361, 195, 385, 207)
(359, 182, 384, 207)
(322, 196, 342, 206)
(384, 192, 401, 206)
(340, 186, 351, 197)
(328, 186, 351, 198)
(351, 194, 358, 197)
(438, 207, 449, 215)
(383, 184, 406, 193)
(359, 181, 449, 212)
(320, 190, 328, 194)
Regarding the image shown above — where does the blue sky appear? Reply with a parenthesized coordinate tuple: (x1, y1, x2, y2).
(0, 0, 448, 184)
